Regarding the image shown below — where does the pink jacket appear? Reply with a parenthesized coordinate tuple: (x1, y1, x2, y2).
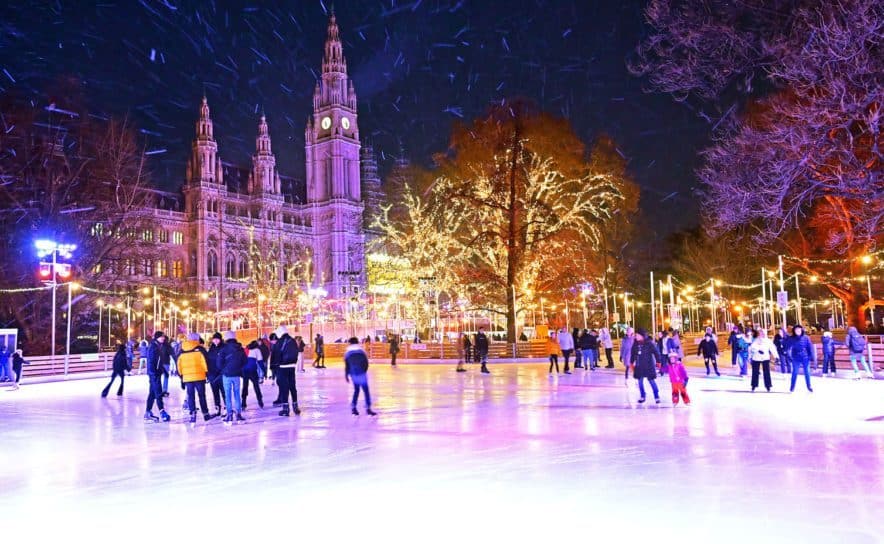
(668, 361, 688, 385)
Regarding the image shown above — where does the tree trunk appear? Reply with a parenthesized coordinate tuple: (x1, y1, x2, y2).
(505, 106, 522, 343)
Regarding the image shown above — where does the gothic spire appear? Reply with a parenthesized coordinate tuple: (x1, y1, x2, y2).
(256, 113, 271, 155)
(322, 13, 346, 75)
(196, 95, 213, 141)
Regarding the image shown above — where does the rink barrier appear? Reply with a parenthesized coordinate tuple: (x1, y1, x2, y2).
(14, 335, 880, 381)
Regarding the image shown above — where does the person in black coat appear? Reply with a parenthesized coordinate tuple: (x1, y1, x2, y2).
(272, 326, 301, 416)
(144, 331, 172, 422)
(630, 328, 663, 404)
(697, 334, 721, 376)
(572, 328, 583, 368)
(102, 344, 130, 397)
(206, 332, 226, 416)
(475, 328, 490, 374)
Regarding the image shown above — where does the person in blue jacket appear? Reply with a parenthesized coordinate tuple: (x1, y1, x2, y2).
(820, 331, 844, 375)
(788, 325, 815, 393)
(345, 337, 377, 416)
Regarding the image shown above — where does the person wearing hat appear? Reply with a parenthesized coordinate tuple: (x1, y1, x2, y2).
(207, 332, 226, 416)
(101, 343, 129, 398)
(788, 325, 814, 393)
(271, 325, 301, 416)
(144, 331, 172, 422)
(178, 333, 216, 423)
(629, 328, 663, 404)
(820, 331, 844, 375)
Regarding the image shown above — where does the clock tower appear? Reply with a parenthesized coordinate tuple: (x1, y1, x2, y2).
(305, 13, 365, 296)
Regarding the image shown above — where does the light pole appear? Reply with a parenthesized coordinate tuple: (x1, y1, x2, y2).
(97, 299, 104, 352)
(35, 240, 76, 357)
(65, 281, 79, 375)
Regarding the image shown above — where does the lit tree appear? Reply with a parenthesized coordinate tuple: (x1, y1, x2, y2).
(632, 0, 883, 325)
(377, 100, 626, 341)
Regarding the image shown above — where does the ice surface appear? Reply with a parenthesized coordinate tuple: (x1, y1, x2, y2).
(1, 362, 882, 543)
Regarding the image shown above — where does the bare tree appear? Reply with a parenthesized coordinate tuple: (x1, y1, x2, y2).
(632, 0, 883, 325)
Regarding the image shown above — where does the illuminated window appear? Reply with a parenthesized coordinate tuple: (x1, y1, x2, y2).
(142, 229, 154, 242)
(158, 230, 169, 243)
(126, 259, 137, 276)
(144, 259, 153, 276)
(207, 251, 218, 277)
(172, 260, 183, 278)
(226, 256, 236, 279)
(172, 231, 184, 245)
(90, 223, 104, 237)
(156, 260, 167, 277)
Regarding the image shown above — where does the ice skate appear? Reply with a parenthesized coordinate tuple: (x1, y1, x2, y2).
(160, 410, 171, 422)
(352, 407, 359, 416)
(366, 409, 377, 416)
(223, 414, 233, 426)
(189, 412, 197, 424)
(293, 405, 301, 415)
(235, 412, 245, 423)
(279, 405, 290, 417)
(144, 411, 159, 423)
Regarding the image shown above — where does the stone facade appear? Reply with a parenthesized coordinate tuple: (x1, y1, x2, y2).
(134, 14, 370, 306)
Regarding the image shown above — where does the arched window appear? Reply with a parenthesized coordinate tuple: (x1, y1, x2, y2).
(207, 251, 218, 277)
(226, 256, 236, 279)
(239, 258, 249, 279)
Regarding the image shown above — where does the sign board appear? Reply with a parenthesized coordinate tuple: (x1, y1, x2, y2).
(611, 312, 620, 323)
(411, 343, 427, 350)
(777, 291, 789, 309)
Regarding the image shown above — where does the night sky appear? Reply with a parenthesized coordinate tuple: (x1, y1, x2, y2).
(0, 0, 710, 236)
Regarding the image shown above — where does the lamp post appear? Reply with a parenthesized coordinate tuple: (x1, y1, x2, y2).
(35, 240, 76, 358)
(97, 299, 104, 352)
(65, 282, 79, 375)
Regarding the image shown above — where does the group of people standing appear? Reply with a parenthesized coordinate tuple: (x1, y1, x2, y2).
(0, 344, 28, 391)
(546, 327, 616, 374)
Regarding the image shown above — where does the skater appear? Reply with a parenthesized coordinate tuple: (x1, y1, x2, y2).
(242, 341, 264, 409)
(697, 333, 720, 376)
(557, 327, 574, 374)
(548, 331, 561, 374)
(600, 327, 615, 368)
(125, 339, 135, 374)
(257, 334, 271, 382)
(345, 337, 376, 416)
(475, 327, 490, 374)
(845, 326, 874, 379)
(137, 338, 149, 374)
(313, 333, 325, 368)
(295, 335, 306, 373)
(657, 330, 670, 375)
(733, 330, 750, 377)
(455, 332, 467, 372)
(748, 328, 777, 392)
(220, 331, 246, 424)
(788, 325, 814, 393)
(668, 348, 690, 405)
(389, 334, 400, 366)
(144, 331, 171, 423)
(0, 343, 11, 384)
(207, 332, 226, 416)
(620, 327, 635, 381)
(773, 327, 792, 373)
(820, 331, 843, 375)
(101, 344, 129, 397)
(9, 350, 28, 389)
(572, 328, 583, 368)
(630, 328, 663, 404)
(463, 332, 473, 366)
(177, 333, 215, 423)
(727, 326, 740, 368)
(273, 326, 301, 416)
(579, 329, 597, 370)
(666, 330, 685, 369)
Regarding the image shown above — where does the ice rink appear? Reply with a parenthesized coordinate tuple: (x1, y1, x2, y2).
(1, 361, 882, 543)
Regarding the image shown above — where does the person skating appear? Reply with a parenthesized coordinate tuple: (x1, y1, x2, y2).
(177, 333, 215, 423)
(557, 327, 574, 374)
(578, 329, 596, 370)
(820, 331, 844, 376)
(620, 327, 635, 382)
(697, 333, 720, 376)
(101, 344, 129, 397)
(273, 326, 301, 416)
(475, 327, 490, 374)
(657, 330, 670, 375)
(845, 326, 874, 379)
(313, 333, 326, 368)
(9, 350, 28, 390)
(630, 328, 663, 404)
(748, 328, 777, 392)
(345, 337, 376, 416)
(572, 328, 583, 368)
(733, 331, 750, 378)
(668, 347, 690, 405)
(666, 330, 685, 372)
(220, 331, 246, 424)
(295, 335, 306, 373)
(788, 325, 814, 393)
(463, 333, 473, 365)
(144, 331, 172, 422)
(455, 332, 467, 372)
(242, 340, 264, 410)
(206, 332, 226, 416)
(389, 334, 400, 366)
(727, 326, 740, 368)
(548, 331, 561, 374)
(773, 327, 792, 374)
(599, 327, 615, 368)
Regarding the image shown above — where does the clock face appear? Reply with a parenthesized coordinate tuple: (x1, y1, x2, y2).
(341, 117, 350, 130)
(321, 116, 331, 130)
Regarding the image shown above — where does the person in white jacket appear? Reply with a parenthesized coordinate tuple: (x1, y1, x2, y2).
(748, 328, 779, 392)
(599, 328, 615, 368)
(557, 327, 574, 374)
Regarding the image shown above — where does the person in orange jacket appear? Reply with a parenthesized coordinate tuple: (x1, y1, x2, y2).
(548, 331, 562, 374)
